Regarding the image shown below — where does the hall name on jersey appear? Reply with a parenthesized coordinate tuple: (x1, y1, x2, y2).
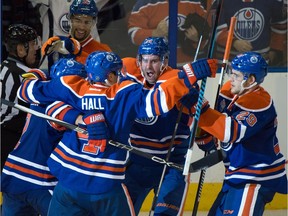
(81, 98, 104, 110)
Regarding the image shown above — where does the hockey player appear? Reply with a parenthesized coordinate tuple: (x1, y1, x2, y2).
(17, 51, 217, 215)
(1, 59, 86, 215)
(182, 52, 288, 215)
(122, 37, 216, 215)
(1, 24, 41, 171)
(41, 54, 131, 215)
(42, 0, 112, 70)
(28, 0, 107, 43)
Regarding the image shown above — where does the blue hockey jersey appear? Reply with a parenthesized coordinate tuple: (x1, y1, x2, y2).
(198, 81, 287, 194)
(122, 57, 192, 166)
(17, 75, 193, 194)
(1, 104, 63, 194)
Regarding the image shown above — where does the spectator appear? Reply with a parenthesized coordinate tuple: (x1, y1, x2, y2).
(128, 0, 210, 67)
(214, 0, 287, 66)
(1, 24, 41, 171)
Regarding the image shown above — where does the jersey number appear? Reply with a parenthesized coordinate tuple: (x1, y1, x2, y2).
(236, 111, 257, 127)
(82, 142, 99, 155)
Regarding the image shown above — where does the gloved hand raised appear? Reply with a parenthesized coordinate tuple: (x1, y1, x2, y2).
(195, 132, 218, 153)
(180, 86, 210, 115)
(41, 36, 82, 56)
(179, 86, 199, 109)
(82, 111, 109, 153)
(179, 58, 218, 89)
(22, 68, 48, 81)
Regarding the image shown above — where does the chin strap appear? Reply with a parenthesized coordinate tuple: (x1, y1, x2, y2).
(239, 80, 258, 95)
(159, 61, 168, 74)
(104, 79, 113, 87)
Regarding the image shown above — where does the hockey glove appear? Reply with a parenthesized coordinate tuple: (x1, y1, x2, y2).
(46, 101, 82, 131)
(180, 87, 210, 115)
(22, 69, 48, 81)
(195, 133, 218, 153)
(42, 36, 82, 56)
(179, 85, 199, 109)
(82, 111, 109, 153)
(191, 96, 210, 115)
(179, 58, 217, 89)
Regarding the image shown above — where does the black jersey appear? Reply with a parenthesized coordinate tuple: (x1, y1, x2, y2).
(1, 56, 30, 132)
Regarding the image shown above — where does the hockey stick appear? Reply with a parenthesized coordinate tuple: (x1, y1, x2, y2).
(191, 16, 237, 216)
(180, 1, 222, 215)
(183, 0, 222, 175)
(148, 106, 184, 216)
(1, 98, 223, 173)
(38, 43, 52, 68)
(38, 53, 47, 68)
(1, 99, 86, 134)
(148, 3, 218, 214)
(214, 16, 237, 108)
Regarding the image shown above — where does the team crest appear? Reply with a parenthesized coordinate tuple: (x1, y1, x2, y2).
(250, 55, 258, 64)
(135, 116, 158, 125)
(67, 59, 75, 67)
(234, 7, 264, 42)
(106, 54, 114, 62)
(59, 13, 70, 34)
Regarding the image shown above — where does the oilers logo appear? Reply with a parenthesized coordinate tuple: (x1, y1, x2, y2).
(163, 14, 187, 31)
(106, 54, 114, 62)
(176, 14, 187, 31)
(249, 55, 259, 64)
(234, 7, 264, 42)
(135, 116, 158, 125)
(67, 59, 75, 67)
(59, 13, 71, 34)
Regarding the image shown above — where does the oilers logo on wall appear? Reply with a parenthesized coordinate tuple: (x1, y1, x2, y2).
(59, 13, 71, 34)
(163, 15, 186, 31)
(176, 14, 187, 31)
(234, 7, 264, 42)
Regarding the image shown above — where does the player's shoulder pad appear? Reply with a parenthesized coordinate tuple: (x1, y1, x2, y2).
(121, 57, 143, 82)
(236, 87, 272, 111)
(158, 67, 180, 81)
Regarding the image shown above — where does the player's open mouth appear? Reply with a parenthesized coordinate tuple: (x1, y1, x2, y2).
(146, 72, 154, 78)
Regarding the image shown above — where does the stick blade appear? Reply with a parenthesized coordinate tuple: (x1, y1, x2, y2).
(189, 149, 225, 172)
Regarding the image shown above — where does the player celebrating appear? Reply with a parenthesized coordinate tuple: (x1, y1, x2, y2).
(122, 37, 216, 215)
(16, 51, 217, 215)
(182, 52, 288, 215)
(43, 0, 112, 69)
(1, 59, 85, 215)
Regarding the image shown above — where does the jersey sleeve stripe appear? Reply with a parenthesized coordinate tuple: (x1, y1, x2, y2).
(5, 161, 55, 179)
(53, 148, 126, 173)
